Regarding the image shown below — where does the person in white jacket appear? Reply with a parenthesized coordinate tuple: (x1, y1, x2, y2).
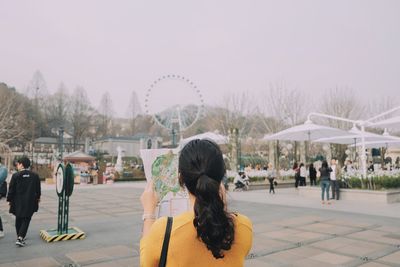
(299, 163, 307, 186)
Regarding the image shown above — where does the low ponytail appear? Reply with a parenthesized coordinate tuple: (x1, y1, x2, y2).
(179, 139, 235, 259)
(193, 174, 234, 259)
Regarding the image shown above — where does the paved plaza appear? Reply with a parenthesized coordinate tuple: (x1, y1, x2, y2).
(0, 182, 400, 267)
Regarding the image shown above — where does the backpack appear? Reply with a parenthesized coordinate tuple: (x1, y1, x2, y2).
(0, 166, 7, 198)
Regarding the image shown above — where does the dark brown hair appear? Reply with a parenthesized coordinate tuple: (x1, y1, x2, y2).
(179, 139, 234, 259)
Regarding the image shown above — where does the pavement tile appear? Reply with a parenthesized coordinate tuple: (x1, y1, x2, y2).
(374, 225, 400, 233)
(271, 215, 325, 227)
(251, 236, 290, 254)
(286, 246, 326, 258)
(91, 245, 133, 258)
(310, 237, 357, 250)
(112, 257, 139, 267)
(295, 222, 358, 235)
(347, 230, 400, 245)
(325, 219, 376, 229)
(14, 257, 60, 267)
(280, 231, 328, 243)
(81, 261, 111, 267)
(66, 250, 111, 264)
(378, 250, 400, 265)
(359, 262, 391, 267)
(336, 240, 389, 257)
(309, 252, 355, 265)
(265, 229, 301, 239)
(3, 184, 400, 267)
(291, 258, 337, 267)
(69, 210, 101, 216)
(253, 223, 282, 234)
(245, 258, 278, 267)
(261, 250, 307, 264)
(274, 233, 319, 243)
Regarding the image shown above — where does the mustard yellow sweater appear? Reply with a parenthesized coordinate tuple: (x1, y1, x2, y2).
(140, 211, 253, 267)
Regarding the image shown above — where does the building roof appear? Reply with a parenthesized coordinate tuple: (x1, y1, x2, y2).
(96, 133, 158, 142)
(64, 151, 95, 161)
(35, 137, 58, 144)
(35, 137, 84, 145)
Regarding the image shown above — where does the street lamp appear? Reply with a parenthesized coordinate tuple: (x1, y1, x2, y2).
(59, 127, 64, 160)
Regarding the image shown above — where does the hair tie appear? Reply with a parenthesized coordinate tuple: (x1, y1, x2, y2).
(198, 172, 206, 178)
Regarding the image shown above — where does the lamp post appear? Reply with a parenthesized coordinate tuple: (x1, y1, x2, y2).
(59, 127, 64, 160)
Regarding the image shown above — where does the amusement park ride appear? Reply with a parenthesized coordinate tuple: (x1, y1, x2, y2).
(144, 75, 204, 147)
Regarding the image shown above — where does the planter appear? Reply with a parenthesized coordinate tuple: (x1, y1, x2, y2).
(298, 186, 400, 204)
(229, 180, 295, 191)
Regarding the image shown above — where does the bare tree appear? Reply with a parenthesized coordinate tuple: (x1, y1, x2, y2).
(126, 91, 142, 135)
(318, 87, 363, 129)
(262, 82, 308, 130)
(97, 92, 114, 137)
(25, 70, 48, 104)
(260, 82, 309, 166)
(44, 83, 70, 131)
(366, 95, 400, 124)
(69, 86, 94, 150)
(317, 87, 364, 163)
(0, 83, 27, 144)
(212, 91, 256, 137)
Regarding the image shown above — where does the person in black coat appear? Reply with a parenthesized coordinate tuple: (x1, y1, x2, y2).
(7, 156, 41, 247)
(309, 163, 317, 186)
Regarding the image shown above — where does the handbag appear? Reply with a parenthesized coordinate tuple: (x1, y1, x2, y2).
(159, 217, 173, 267)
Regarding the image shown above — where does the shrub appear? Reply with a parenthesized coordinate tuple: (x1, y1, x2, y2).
(341, 175, 400, 190)
(373, 176, 400, 190)
(226, 176, 265, 183)
(35, 165, 53, 181)
(348, 178, 362, 189)
(249, 176, 266, 183)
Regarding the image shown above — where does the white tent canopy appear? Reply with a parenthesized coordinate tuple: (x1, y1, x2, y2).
(313, 126, 400, 145)
(369, 116, 400, 129)
(263, 120, 349, 142)
(349, 140, 400, 149)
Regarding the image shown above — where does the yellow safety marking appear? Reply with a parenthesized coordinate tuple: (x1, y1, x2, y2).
(39, 227, 85, 243)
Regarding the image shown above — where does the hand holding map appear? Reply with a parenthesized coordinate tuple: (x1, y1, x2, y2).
(140, 149, 190, 217)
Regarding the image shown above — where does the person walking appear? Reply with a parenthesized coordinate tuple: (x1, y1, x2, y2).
(319, 160, 332, 205)
(309, 163, 317, 186)
(140, 139, 253, 266)
(0, 157, 8, 238)
(330, 159, 341, 200)
(7, 157, 41, 247)
(266, 163, 277, 194)
(299, 163, 307, 186)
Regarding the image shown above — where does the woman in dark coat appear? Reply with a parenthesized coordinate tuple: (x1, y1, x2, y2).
(318, 160, 332, 205)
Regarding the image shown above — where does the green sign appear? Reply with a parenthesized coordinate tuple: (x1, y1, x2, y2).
(56, 163, 74, 234)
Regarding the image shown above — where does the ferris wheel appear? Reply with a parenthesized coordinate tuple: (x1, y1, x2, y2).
(144, 75, 204, 144)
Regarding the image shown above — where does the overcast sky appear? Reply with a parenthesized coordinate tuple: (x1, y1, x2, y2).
(1, 0, 399, 117)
